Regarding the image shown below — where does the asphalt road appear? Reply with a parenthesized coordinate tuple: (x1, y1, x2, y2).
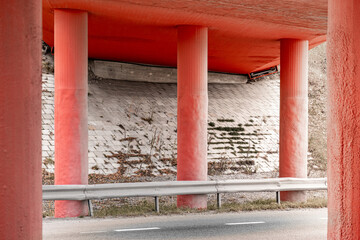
(43, 208, 327, 240)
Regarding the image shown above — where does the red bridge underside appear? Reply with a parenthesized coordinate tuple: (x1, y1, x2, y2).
(43, 0, 327, 74)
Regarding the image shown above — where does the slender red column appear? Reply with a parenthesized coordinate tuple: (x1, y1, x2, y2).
(327, 1, 360, 238)
(0, 1, 42, 238)
(177, 26, 208, 209)
(279, 39, 308, 202)
(54, 10, 89, 218)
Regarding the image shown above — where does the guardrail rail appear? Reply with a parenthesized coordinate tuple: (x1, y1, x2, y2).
(43, 177, 327, 215)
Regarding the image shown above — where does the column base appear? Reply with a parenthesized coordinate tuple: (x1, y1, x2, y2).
(55, 200, 89, 218)
(280, 191, 306, 202)
(177, 195, 207, 209)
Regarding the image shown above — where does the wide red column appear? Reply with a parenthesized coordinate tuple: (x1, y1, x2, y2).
(54, 10, 89, 218)
(327, 1, 360, 238)
(279, 39, 308, 202)
(0, 1, 42, 239)
(177, 26, 208, 209)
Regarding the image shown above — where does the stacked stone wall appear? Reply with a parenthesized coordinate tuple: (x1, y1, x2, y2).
(42, 72, 280, 177)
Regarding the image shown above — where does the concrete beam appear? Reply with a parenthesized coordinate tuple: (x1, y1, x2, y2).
(90, 60, 248, 84)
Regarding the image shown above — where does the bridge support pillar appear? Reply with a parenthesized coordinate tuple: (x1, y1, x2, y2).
(279, 39, 308, 202)
(327, 1, 360, 239)
(54, 9, 89, 218)
(177, 26, 208, 209)
(0, 1, 42, 238)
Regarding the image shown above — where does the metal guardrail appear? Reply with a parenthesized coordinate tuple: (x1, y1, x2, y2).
(43, 178, 327, 200)
(43, 178, 327, 214)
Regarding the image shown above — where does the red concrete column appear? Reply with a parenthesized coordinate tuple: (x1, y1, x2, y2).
(327, 1, 360, 238)
(279, 39, 308, 202)
(0, 1, 42, 239)
(54, 10, 89, 218)
(177, 26, 208, 209)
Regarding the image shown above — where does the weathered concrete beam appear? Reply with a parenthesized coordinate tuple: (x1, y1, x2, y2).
(90, 60, 248, 84)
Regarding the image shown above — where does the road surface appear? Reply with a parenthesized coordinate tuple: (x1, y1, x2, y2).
(43, 208, 327, 239)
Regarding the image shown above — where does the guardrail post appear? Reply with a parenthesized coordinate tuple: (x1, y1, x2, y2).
(88, 200, 94, 217)
(276, 191, 281, 204)
(155, 196, 160, 213)
(217, 193, 222, 209)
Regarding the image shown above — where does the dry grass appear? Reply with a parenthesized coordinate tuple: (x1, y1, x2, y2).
(308, 43, 327, 176)
(92, 197, 327, 218)
(93, 200, 209, 217)
(219, 197, 327, 212)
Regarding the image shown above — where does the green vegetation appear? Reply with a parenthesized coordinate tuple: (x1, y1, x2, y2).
(212, 127, 245, 132)
(213, 146, 234, 150)
(42, 61, 54, 74)
(43, 157, 54, 166)
(217, 119, 235, 122)
(91, 165, 99, 170)
(229, 132, 240, 136)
